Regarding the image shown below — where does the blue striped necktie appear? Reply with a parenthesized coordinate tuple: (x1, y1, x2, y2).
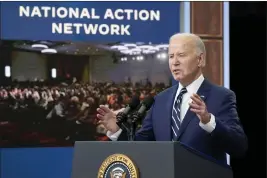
(172, 87, 187, 141)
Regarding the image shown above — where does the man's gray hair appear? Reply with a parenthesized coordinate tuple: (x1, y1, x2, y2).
(170, 33, 206, 56)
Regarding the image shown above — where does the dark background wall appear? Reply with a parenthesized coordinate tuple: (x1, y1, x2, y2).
(229, 2, 266, 178)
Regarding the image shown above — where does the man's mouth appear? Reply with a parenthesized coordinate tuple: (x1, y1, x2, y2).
(173, 69, 180, 73)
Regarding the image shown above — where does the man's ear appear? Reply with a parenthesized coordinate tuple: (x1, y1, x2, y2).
(198, 53, 205, 67)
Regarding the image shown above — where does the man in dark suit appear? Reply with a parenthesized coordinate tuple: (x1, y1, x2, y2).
(96, 33, 248, 164)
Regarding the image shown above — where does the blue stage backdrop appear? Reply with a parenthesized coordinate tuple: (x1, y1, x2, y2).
(0, 1, 180, 178)
(1, 1, 180, 43)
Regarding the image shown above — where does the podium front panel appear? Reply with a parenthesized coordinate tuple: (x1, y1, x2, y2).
(72, 141, 233, 178)
(72, 141, 175, 178)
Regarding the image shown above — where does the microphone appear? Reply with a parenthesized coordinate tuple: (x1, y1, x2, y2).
(127, 96, 154, 141)
(131, 96, 155, 123)
(116, 95, 140, 128)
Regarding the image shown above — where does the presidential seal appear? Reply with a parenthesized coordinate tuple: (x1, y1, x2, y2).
(97, 153, 139, 178)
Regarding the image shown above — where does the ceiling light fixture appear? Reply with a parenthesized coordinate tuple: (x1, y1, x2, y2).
(156, 44, 169, 49)
(131, 48, 142, 52)
(123, 43, 137, 48)
(32, 44, 49, 49)
(111, 45, 128, 51)
(138, 45, 154, 49)
(41, 48, 57, 54)
(120, 49, 133, 55)
(143, 50, 156, 54)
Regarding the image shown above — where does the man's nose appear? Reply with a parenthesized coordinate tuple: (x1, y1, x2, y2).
(173, 58, 180, 66)
(173, 56, 180, 65)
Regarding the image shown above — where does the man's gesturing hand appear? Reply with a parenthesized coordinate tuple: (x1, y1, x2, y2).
(189, 94, 211, 124)
(96, 105, 120, 133)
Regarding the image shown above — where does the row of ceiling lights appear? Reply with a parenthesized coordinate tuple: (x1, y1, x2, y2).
(111, 43, 168, 55)
(121, 52, 167, 62)
(31, 44, 57, 53)
(30, 42, 168, 55)
(31, 43, 100, 54)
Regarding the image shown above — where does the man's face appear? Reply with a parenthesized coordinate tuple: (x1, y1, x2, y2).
(168, 37, 201, 83)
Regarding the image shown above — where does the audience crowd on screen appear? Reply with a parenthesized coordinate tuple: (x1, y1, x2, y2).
(0, 78, 168, 147)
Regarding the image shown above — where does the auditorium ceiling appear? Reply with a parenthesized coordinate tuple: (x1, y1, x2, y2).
(0, 40, 168, 57)
(0, 40, 119, 56)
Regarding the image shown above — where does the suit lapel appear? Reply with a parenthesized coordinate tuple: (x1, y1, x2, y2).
(176, 79, 212, 140)
(165, 84, 179, 140)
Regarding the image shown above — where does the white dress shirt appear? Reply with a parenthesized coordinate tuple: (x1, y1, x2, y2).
(175, 74, 216, 133)
(107, 74, 216, 141)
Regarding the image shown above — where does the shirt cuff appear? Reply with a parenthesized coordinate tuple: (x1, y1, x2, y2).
(199, 114, 216, 133)
(106, 129, 122, 141)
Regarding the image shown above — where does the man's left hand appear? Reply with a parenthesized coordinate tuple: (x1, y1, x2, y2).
(189, 94, 211, 124)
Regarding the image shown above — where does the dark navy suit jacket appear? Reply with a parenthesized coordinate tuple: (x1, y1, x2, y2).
(119, 79, 248, 163)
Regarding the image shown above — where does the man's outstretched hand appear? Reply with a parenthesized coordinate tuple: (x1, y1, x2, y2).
(96, 105, 120, 133)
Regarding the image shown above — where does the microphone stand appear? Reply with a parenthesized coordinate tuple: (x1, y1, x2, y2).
(116, 112, 130, 137)
(125, 115, 132, 141)
(117, 112, 143, 141)
(129, 119, 136, 141)
(117, 115, 133, 141)
(128, 112, 141, 141)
